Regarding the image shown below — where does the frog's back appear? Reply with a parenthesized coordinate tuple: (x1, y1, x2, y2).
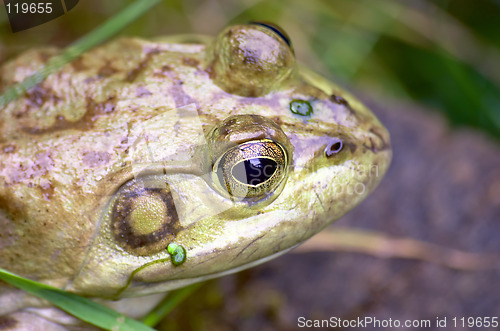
(0, 38, 210, 283)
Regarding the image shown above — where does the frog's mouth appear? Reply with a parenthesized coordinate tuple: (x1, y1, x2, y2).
(113, 243, 300, 298)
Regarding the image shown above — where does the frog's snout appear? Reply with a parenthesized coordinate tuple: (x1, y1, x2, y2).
(363, 126, 391, 154)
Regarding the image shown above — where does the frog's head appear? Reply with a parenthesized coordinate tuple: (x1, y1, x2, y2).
(0, 23, 391, 299)
(73, 23, 391, 297)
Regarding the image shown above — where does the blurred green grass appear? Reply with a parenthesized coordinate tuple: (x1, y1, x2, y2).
(1, 0, 499, 139)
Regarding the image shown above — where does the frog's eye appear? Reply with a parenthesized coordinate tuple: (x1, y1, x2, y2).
(213, 139, 287, 199)
(325, 138, 343, 157)
(111, 177, 181, 256)
(249, 21, 292, 48)
(208, 23, 296, 97)
(208, 114, 293, 201)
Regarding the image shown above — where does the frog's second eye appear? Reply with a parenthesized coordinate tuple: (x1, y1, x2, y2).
(208, 23, 296, 97)
(213, 139, 287, 199)
(249, 21, 292, 48)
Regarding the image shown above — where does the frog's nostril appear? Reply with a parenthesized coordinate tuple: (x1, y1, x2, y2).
(325, 138, 343, 157)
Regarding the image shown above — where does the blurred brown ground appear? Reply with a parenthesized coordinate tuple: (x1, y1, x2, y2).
(158, 97, 500, 331)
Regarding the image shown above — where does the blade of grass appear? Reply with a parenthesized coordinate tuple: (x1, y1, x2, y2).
(141, 282, 204, 327)
(0, 0, 162, 108)
(0, 268, 154, 331)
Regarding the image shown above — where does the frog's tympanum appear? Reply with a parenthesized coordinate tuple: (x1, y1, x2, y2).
(0, 23, 391, 329)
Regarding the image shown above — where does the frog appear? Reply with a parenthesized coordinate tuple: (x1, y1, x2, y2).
(0, 22, 391, 330)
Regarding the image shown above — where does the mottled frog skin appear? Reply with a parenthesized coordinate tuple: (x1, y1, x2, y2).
(0, 23, 391, 329)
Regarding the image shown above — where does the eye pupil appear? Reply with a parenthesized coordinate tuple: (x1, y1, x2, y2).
(232, 158, 278, 186)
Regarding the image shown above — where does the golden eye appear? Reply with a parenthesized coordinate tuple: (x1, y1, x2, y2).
(212, 139, 288, 199)
(111, 176, 181, 256)
(207, 115, 293, 201)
